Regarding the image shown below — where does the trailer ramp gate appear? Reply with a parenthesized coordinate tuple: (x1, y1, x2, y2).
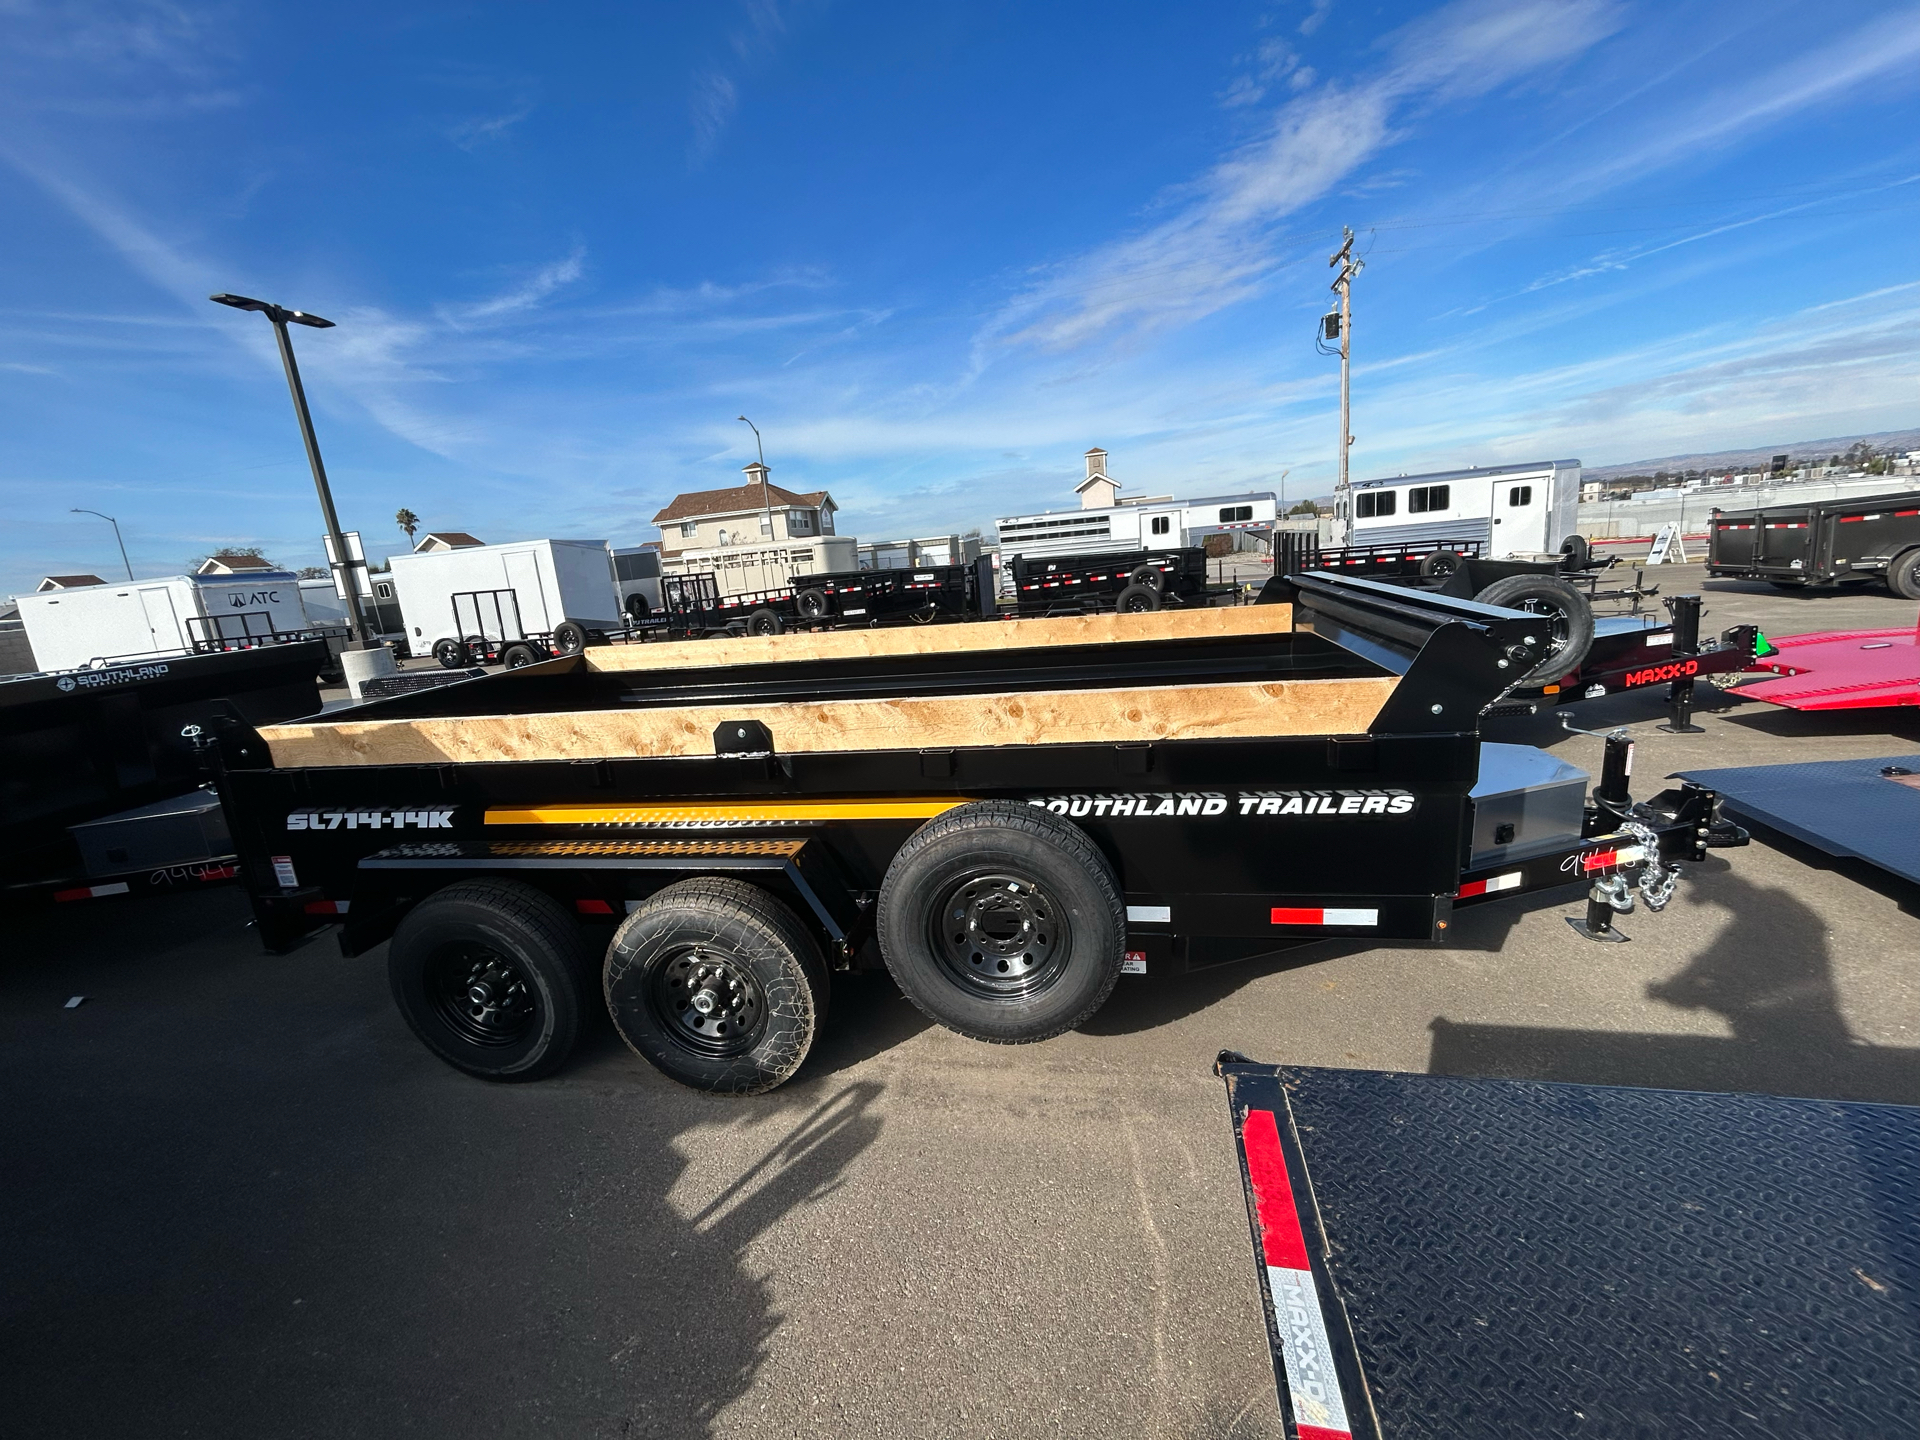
(1677, 754, 1920, 885)
(1216, 1058, 1920, 1439)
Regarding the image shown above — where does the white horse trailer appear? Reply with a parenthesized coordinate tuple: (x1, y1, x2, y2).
(1343, 460, 1581, 557)
(17, 572, 312, 672)
(387, 539, 621, 659)
(994, 492, 1277, 561)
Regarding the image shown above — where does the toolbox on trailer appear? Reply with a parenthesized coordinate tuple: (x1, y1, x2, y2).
(1216, 1057, 1920, 1440)
(199, 574, 1744, 1094)
(1707, 489, 1920, 594)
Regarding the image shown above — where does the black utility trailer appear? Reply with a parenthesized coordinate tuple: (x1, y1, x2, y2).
(432, 589, 614, 669)
(1217, 1057, 1920, 1440)
(1708, 488, 1920, 595)
(201, 575, 1743, 1095)
(1010, 546, 1219, 615)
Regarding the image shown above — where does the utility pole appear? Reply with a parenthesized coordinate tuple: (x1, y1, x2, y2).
(1327, 228, 1363, 544)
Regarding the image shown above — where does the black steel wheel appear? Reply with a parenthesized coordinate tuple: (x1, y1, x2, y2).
(1472, 574, 1594, 687)
(746, 607, 784, 636)
(1888, 548, 1920, 600)
(877, 801, 1124, 1043)
(551, 619, 589, 655)
(432, 638, 466, 670)
(1128, 564, 1164, 592)
(1420, 549, 1464, 578)
(499, 641, 542, 669)
(1116, 582, 1162, 614)
(605, 877, 828, 1094)
(388, 880, 590, 1081)
(796, 588, 830, 620)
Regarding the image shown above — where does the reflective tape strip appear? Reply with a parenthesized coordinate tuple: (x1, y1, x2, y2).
(1582, 845, 1647, 872)
(303, 899, 351, 915)
(1458, 871, 1523, 898)
(1126, 904, 1172, 924)
(1270, 907, 1379, 926)
(574, 898, 616, 915)
(487, 799, 968, 826)
(53, 882, 131, 902)
(1241, 1109, 1355, 1440)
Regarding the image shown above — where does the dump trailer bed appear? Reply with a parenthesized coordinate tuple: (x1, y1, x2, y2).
(1707, 488, 1920, 592)
(1216, 1057, 1920, 1440)
(205, 577, 1741, 1094)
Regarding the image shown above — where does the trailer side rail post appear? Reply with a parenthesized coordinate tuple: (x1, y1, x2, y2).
(1658, 593, 1706, 734)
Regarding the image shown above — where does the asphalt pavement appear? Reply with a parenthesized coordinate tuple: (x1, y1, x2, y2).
(3, 562, 1917, 1439)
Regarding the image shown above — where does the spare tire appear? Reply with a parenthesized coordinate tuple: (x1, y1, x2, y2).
(796, 588, 830, 621)
(1559, 534, 1593, 570)
(1473, 574, 1594, 687)
(551, 619, 589, 655)
(1128, 564, 1164, 592)
(1419, 549, 1464, 578)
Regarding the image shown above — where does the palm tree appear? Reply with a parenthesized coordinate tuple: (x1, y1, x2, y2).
(395, 508, 420, 546)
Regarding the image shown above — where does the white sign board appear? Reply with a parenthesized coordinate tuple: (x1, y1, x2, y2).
(1645, 523, 1690, 566)
(322, 530, 372, 598)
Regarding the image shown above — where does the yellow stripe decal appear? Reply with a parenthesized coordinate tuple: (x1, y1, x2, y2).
(485, 799, 969, 826)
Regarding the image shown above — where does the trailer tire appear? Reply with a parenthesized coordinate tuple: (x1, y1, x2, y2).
(550, 619, 590, 656)
(1888, 548, 1920, 600)
(1420, 549, 1464, 578)
(388, 880, 590, 1082)
(605, 878, 829, 1095)
(1116, 583, 1162, 614)
(1128, 564, 1164, 592)
(499, 641, 542, 669)
(796, 588, 830, 621)
(877, 801, 1124, 1044)
(432, 638, 466, 669)
(1559, 534, 1592, 570)
(746, 608, 784, 636)
(1472, 574, 1594, 686)
(624, 593, 652, 621)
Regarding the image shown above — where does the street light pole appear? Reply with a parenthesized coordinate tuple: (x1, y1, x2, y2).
(737, 415, 773, 540)
(210, 293, 370, 645)
(71, 509, 133, 581)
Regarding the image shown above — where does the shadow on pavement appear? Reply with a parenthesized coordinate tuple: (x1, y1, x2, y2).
(1430, 869, 1920, 1105)
(0, 888, 884, 1440)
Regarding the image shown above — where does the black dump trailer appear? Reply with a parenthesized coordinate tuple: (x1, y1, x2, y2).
(1010, 546, 1219, 615)
(201, 575, 1744, 1095)
(1708, 489, 1920, 595)
(791, 557, 997, 627)
(1, 641, 326, 902)
(1217, 1057, 1920, 1440)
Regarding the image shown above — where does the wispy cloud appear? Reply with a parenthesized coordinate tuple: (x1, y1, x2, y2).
(688, 0, 825, 164)
(982, 0, 1619, 355)
(440, 248, 587, 326)
(447, 102, 535, 149)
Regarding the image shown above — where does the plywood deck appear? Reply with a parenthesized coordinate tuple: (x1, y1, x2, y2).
(259, 674, 1394, 768)
(584, 603, 1293, 673)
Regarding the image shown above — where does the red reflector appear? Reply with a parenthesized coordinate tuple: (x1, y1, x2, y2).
(52, 887, 90, 903)
(575, 898, 616, 915)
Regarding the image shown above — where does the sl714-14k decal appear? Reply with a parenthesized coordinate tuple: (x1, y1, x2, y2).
(1029, 790, 1416, 819)
(287, 807, 455, 831)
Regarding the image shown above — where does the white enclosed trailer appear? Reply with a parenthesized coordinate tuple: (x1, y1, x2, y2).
(1343, 460, 1581, 557)
(387, 539, 621, 658)
(994, 492, 1277, 561)
(17, 572, 312, 672)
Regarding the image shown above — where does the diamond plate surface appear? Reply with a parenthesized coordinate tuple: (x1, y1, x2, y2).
(1678, 754, 1920, 884)
(1277, 1066, 1920, 1439)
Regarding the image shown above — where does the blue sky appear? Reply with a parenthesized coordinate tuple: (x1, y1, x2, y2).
(2, 0, 1917, 592)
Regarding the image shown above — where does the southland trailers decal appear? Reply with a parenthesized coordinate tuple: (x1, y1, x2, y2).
(287, 807, 455, 831)
(1029, 790, 1417, 819)
(52, 662, 172, 692)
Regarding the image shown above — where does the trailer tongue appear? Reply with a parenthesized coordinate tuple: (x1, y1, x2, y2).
(204, 573, 1744, 1093)
(1215, 1057, 1920, 1440)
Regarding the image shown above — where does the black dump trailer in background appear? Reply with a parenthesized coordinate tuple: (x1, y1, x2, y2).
(1707, 488, 1920, 595)
(200, 575, 1742, 1096)
(1217, 1057, 1920, 1440)
(1, 641, 326, 901)
(1009, 546, 1219, 614)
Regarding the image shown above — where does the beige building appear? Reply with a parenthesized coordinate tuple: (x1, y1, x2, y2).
(651, 464, 837, 558)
